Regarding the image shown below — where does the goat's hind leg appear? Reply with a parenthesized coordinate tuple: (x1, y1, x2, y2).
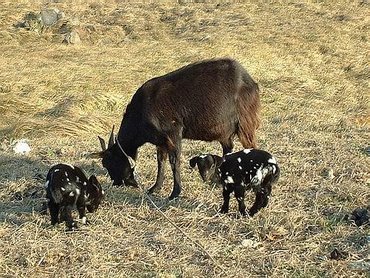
(249, 183, 272, 216)
(220, 185, 233, 214)
(166, 129, 183, 200)
(220, 138, 234, 156)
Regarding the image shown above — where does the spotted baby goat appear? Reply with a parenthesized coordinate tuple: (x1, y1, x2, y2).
(190, 149, 280, 216)
(45, 164, 104, 229)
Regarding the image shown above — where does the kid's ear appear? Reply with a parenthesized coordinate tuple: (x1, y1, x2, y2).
(89, 175, 97, 183)
(189, 156, 199, 168)
(212, 155, 224, 168)
(88, 175, 101, 191)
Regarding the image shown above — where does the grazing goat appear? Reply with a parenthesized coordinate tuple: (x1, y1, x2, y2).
(190, 149, 280, 216)
(45, 164, 104, 229)
(94, 58, 260, 199)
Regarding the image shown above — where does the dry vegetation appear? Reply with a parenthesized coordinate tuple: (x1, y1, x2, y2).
(0, 0, 369, 277)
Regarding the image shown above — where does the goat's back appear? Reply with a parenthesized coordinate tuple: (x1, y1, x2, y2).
(124, 58, 260, 146)
(46, 164, 87, 204)
(219, 149, 279, 186)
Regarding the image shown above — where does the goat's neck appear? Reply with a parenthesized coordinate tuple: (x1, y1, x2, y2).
(116, 136, 139, 160)
(117, 122, 142, 160)
(117, 104, 149, 159)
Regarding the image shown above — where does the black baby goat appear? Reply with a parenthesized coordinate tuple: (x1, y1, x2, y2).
(190, 149, 280, 217)
(45, 164, 104, 229)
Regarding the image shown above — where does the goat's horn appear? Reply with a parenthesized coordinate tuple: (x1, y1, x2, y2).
(108, 125, 115, 148)
(98, 136, 106, 151)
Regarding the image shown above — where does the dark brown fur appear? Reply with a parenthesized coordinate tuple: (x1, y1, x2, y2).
(97, 58, 260, 199)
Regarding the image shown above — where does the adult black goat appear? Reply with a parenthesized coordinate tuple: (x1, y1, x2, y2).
(94, 58, 260, 199)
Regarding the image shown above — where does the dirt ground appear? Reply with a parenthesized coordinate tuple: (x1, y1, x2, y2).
(0, 1, 369, 277)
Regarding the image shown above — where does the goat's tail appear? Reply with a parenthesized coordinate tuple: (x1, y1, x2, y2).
(269, 163, 280, 184)
(236, 81, 261, 148)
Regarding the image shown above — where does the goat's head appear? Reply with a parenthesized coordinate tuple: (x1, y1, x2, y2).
(91, 126, 138, 187)
(86, 175, 104, 213)
(189, 154, 224, 183)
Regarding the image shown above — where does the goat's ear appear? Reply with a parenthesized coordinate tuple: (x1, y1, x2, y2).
(98, 136, 106, 151)
(87, 151, 104, 159)
(89, 175, 98, 184)
(212, 155, 224, 168)
(189, 156, 198, 168)
(108, 125, 115, 149)
(88, 175, 101, 191)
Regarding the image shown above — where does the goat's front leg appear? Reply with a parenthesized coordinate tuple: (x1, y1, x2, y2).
(221, 138, 234, 155)
(48, 200, 60, 225)
(234, 186, 247, 216)
(220, 185, 233, 213)
(168, 148, 181, 200)
(148, 146, 168, 195)
(77, 202, 88, 225)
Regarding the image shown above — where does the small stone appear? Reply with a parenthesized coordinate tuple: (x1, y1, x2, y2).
(63, 31, 81, 44)
(329, 248, 348, 260)
(13, 140, 31, 155)
(41, 8, 64, 26)
(327, 169, 334, 179)
(322, 168, 335, 180)
(350, 208, 369, 227)
(241, 239, 260, 248)
(21, 12, 43, 32)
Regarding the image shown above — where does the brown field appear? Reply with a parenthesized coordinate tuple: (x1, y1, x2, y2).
(0, 1, 369, 277)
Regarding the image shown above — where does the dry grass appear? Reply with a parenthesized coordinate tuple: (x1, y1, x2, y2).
(0, 1, 369, 277)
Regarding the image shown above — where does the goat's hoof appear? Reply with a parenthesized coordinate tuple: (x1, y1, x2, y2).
(248, 213, 256, 218)
(80, 217, 90, 225)
(50, 219, 59, 225)
(67, 222, 78, 231)
(168, 192, 180, 201)
(40, 206, 48, 215)
(240, 210, 248, 217)
(248, 209, 257, 217)
(168, 187, 181, 200)
(168, 195, 179, 201)
(219, 207, 228, 214)
(147, 185, 161, 195)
